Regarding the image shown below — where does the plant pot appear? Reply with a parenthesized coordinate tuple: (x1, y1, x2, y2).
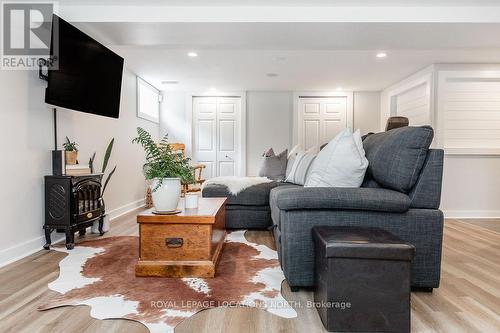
(151, 178, 181, 211)
(91, 215, 110, 234)
(65, 151, 78, 165)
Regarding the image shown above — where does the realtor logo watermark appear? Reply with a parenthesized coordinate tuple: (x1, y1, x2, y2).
(1, 1, 58, 70)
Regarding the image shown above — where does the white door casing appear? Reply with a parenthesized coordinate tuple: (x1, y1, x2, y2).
(297, 94, 353, 149)
(192, 96, 242, 178)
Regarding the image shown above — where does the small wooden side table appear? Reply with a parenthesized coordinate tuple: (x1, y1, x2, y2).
(135, 197, 227, 278)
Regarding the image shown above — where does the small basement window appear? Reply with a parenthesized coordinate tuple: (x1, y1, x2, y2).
(137, 77, 160, 123)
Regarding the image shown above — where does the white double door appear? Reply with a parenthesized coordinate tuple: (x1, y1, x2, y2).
(298, 96, 352, 150)
(193, 96, 242, 179)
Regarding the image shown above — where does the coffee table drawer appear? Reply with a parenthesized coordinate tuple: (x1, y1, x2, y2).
(139, 223, 211, 261)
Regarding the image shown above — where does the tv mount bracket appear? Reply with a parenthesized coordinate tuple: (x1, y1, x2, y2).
(38, 57, 55, 82)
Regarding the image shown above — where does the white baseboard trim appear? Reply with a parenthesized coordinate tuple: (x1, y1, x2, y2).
(444, 210, 500, 219)
(107, 198, 145, 221)
(0, 198, 145, 269)
(0, 234, 65, 269)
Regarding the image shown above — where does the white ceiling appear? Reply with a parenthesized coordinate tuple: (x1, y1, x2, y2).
(73, 21, 500, 92)
(111, 48, 500, 92)
(84, 23, 500, 50)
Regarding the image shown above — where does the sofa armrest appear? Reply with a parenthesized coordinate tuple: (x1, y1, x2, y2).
(273, 187, 411, 213)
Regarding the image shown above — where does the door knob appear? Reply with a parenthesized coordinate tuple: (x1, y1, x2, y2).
(225, 154, 233, 161)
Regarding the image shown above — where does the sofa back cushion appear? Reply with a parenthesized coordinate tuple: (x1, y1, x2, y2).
(362, 126, 434, 193)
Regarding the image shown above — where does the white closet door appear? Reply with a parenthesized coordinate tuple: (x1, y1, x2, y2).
(193, 97, 217, 178)
(298, 96, 350, 149)
(193, 96, 241, 178)
(216, 97, 241, 177)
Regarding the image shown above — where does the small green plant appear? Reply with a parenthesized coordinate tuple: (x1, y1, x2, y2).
(101, 138, 116, 197)
(132, 127, 194, 191)
(63, 137, 78, 151)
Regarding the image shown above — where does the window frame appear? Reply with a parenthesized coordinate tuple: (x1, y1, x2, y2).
(136, 76, 160, 124)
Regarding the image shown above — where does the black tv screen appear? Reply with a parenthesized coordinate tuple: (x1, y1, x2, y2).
(45, 15, 124, 118)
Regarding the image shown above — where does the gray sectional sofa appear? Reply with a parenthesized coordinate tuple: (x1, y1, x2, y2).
(203, 126, 444, 291)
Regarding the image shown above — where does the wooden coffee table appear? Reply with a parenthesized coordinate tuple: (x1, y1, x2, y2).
(135, 197, 227, 278)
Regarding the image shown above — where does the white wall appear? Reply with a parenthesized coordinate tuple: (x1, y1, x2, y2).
(160, 90, 381, 176)
(353, 91, 381, 135)
(0, 68, 159, 267)
(380, 64, 500, 218)
(380, 65, 435, 132)
(160, 91, 188, 145)
(441, 156, 500, 217)
(246, 91, 293, 176)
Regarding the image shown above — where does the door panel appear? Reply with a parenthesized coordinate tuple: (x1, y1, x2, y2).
(198, 102, 216, 114)
(219, 102, 235, 114)
(304, 120, 320, 150)
(200, 161, 215, 179)
(193, 96, 241, 178)
(325, 99, 346, 113)
(219, 120, 235, 152)
(305, 102, 320, 114)
(323, 119, 343, 143)
(216, 97, 240, 176)
(197, 120, 215, 151)
(219, 161, 235, 177)
(299, 96, 350, 149)
(193, 97, 217, 179)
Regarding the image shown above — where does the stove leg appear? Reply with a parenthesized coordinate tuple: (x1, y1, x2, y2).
(43, 229, 52, 250)
(98, 217, 104, 236)
(65, 229, 74, 250)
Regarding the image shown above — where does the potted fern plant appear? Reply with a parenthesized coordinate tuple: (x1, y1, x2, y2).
(133, 127, 194, 211)
(63, 136, 78, 165)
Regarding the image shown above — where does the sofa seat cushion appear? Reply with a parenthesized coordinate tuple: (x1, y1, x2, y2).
(202, 181, 282, 206)
(363, 126, 434, 193)
(224, 205, 272, 229)
(271, 187, 411, 213)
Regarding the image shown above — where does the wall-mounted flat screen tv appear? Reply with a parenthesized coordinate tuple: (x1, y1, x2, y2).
(45, 15, 124, 118)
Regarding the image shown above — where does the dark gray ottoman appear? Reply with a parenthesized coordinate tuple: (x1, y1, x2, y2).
(202, 182, 281, 229)
(312, 226, 415, 333)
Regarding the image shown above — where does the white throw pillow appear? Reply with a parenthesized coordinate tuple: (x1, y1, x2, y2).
(285, 149, 317, 185)
(285, 145, 318, 181)
(285, 144, 301, 179)
(305, 129, 368, 188)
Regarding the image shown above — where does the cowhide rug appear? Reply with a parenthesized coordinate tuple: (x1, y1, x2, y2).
(38, 231, 296, 332)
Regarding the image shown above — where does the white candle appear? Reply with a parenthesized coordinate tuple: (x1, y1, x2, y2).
(185, 193, 199, 209)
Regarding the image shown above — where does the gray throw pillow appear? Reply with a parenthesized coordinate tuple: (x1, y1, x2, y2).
(258, 148, 288, 181)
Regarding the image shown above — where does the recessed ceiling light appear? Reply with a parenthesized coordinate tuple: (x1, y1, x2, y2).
(336, 87, 343, 91)
(187, 52, 198, 57)
(266, 73, 278, 77)
(161, 80, 179, 85)
(376, 52, 387, 58)
(209, 87, 216, 91)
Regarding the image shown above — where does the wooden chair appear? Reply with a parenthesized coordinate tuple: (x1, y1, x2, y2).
(168, 143, 206, 195)
(385, 116, 409, 131)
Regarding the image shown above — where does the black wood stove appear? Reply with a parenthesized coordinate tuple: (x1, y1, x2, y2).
(44, 174, 104, 250)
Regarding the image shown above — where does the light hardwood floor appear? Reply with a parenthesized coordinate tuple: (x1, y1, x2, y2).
(0, 212, 499, 333)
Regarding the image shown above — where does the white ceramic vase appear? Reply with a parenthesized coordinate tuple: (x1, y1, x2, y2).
(151, 178, 181, 211)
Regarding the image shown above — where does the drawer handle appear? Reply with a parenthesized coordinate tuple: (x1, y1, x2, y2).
(165, 238, 183, 248)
